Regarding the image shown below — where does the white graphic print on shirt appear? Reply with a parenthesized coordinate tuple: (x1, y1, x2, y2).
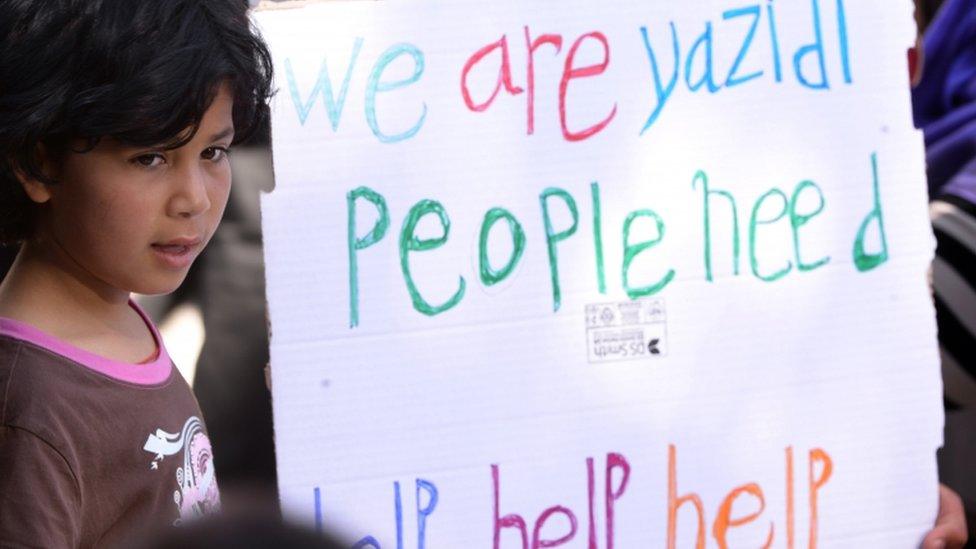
(143, 416, 220, 524)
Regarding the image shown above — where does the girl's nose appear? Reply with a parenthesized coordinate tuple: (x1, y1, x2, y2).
(169, 166, 212, 218)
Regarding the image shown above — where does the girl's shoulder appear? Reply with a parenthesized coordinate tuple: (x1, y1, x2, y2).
(0, 328, 186, 441)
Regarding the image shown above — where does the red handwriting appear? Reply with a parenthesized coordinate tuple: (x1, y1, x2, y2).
(559, 31, 616, 141)
(461, 26, 617, 142)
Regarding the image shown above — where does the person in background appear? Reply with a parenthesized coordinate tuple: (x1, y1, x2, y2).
(913, 0, 976, 544)
(915, 0, 976, 407)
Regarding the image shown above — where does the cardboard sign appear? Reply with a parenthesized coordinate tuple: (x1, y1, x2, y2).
(255, 1, 944, 546)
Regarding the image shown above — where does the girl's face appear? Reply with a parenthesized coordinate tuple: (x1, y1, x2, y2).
(34, 84, 235, 297)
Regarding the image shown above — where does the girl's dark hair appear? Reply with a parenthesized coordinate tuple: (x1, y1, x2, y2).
(0, 0, 274, 243)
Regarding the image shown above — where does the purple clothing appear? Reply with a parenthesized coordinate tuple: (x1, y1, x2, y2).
(912, 0, 976, 204)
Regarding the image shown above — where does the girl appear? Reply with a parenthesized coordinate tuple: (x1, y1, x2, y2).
(0, 0, 271, 546)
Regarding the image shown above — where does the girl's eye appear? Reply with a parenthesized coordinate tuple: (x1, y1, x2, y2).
(202, 146, 229, 162)
(132, 153, 165, 168)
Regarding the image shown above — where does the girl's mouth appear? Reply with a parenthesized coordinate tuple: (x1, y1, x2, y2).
(151, 238, 201, 269)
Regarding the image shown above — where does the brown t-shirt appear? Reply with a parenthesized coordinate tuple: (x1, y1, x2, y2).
(0, 304, 220, 548)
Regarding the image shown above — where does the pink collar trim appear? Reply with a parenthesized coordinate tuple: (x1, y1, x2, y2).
(0, 300, 173, 385)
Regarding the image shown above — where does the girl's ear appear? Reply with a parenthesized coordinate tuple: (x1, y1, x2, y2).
(17, 175, 53, 204)
(15, 145, 55, 204)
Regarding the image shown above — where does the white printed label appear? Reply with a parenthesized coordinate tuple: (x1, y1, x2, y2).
(585, 299, 667, 363)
